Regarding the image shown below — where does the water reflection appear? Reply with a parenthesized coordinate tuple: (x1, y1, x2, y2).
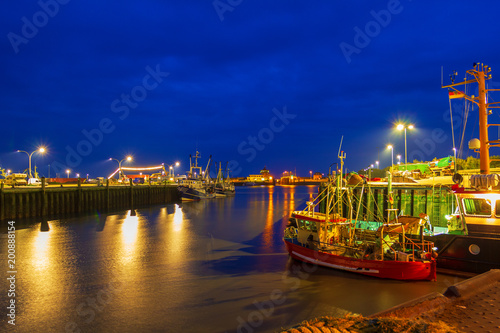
(168, 203, 189, 259)
(121, 210, 139, 245)
(33, 228, 51, 270)
(262, 187, 274, 251)
(120, 210, 139, 261)
(173, 204, 183, 232)
(5, 186, 461, 333)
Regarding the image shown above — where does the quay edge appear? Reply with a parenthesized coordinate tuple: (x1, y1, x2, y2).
(0, 178, 180, 222)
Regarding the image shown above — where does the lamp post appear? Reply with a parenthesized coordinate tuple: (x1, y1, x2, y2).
(387, 145, 394, 172)
(396, 123, 414, 170)
(168, 161, 180, 179)
(397, 155, 401, 165)
(16, 147, 46, 178)
(375, 161, 379, 169)
(66, 169, 70, 178)
(309, 170, 312, 179)
(109, 156, 132, 179)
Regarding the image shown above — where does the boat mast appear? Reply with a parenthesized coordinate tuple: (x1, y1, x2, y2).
(204, 155, 212, 180)
(442, 63, 499, 174)
(190, 151, 203, 178)
(477, 65, 489, 174)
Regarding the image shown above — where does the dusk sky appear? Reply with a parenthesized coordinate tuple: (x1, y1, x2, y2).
(2, 1, 500, 179)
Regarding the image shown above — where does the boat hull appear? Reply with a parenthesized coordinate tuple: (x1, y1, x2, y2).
(178, 186, 207, 201)
(430, 233, 500, 274)
(284, 239, 436, 281)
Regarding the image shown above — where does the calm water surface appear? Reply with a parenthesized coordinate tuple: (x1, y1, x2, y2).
(1, 186, 462, 333)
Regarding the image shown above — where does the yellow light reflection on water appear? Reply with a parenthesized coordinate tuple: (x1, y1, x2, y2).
(262, 186, 275, 251)
(289, 185, 295, 210)
(121, 210, 139, 260)
(33, 227, 51, 270)
(284, 185, 296, 214)
(167, 204, 189, 260)
(23, 221, 73, 326)
(173, 204, 183, 232)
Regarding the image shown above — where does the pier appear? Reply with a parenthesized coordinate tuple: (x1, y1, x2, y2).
(0, 178, 180, 221)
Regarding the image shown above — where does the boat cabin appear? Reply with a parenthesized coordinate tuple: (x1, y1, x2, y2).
(455, 190, 500, 235)
(292, 211, 349, 247)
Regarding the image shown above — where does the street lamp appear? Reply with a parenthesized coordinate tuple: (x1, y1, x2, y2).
(309, 170, 312, 179)
(387, 145, 394, 172)
(397, 155, 401, 165)
(109, 156, 132, 179)
(375, 161, 379, 169)
(66, 169, 70, 178)
(396, 123, 414, 170)
(168, 161, 180, 179)
(16, 147, 46, 178)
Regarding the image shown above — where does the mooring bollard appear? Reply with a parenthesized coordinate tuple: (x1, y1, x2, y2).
(129, 178, 135, 215)
(41, 177, 47, 218)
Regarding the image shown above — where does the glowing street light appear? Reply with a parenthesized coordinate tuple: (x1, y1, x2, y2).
(109, 155, 132, 178)
(168, 161, 180, 179)
(387, 145, 394, 171)
(375, 161, 379, 169)
(397, 154, 401, 165)
(16, 147, 46, 178)
(309, 170, 312, 179)
(396, 123, 414, 169)
(66, 169, 70, 178)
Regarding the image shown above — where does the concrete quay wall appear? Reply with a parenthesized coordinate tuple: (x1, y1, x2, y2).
(0, 179, 180, 222)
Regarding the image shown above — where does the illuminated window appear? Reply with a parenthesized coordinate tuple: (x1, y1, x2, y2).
(463, 198, 492, 217)
(298, 220, 305, 229)
(304, 220, 311, 231)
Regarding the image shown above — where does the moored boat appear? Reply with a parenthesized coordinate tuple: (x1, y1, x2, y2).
(178, 151, 213, 201)
(214, 162, 235, 197)
(283, 167, 437, 281)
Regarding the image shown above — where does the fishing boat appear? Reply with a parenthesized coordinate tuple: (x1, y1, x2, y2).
(214, 162, 235, 197)
(403, 63, 500, 273)
(284, 153, 437, 281)
(318, 63, 500, 275)
(178, 151, 213, 201)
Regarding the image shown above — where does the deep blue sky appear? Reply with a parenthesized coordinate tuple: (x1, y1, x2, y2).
(2, 1, 500, 178)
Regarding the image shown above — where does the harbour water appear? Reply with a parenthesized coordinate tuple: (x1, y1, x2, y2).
(1, 186, 463, 332)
